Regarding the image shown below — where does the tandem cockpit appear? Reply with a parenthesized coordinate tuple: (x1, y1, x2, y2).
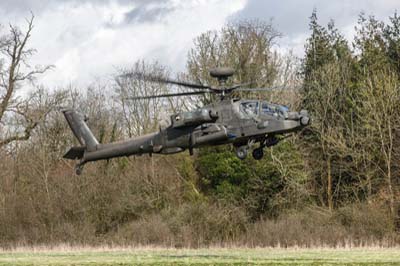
(234, 100, 290, 120)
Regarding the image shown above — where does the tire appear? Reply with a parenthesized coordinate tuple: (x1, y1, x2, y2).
(300, 116, 310, 126)
(252, 148, 264, 160)
(236, 146, 248, 160)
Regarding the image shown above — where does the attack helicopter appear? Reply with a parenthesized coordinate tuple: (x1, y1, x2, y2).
(63, 67, 310, 175)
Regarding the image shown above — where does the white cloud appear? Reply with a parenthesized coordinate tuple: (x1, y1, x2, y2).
(2, 0, 397, 90)
(0, 0, 247, 89)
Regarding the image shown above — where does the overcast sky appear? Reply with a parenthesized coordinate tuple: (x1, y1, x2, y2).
(0, 0, 398, 88)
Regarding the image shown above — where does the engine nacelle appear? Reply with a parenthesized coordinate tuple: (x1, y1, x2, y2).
(171, 109, 218, 128)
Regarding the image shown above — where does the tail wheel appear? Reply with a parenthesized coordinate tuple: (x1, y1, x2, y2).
(252, 148, 264, 160)
(75, 164, 83, 175)
(236, 146, 248, 160)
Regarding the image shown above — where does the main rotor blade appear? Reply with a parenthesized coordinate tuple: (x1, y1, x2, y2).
(125, 91, 208, 100)
(236, 87, 286, 92)
(228, 82, 253, 90)
(120, 73, 211, 90)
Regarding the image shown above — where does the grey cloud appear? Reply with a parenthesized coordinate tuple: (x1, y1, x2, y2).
(0, 0, 170, 15)
(232, 0, 399, 37)
(0, 0, 52, 14)
(123, 5, 174, 24)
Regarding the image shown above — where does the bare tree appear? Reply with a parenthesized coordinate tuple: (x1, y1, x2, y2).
(357, 70, 400, 222)
(115, 61, 172, 137)
(186, 19, 286, 104)
(303, 62, 359, 210)
(0, 15, 52, 148)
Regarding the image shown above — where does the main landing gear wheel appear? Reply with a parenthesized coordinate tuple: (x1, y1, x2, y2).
(300, 116, 310, 126)
(252, 148, 264, 160)
(236, 146, 248, 160)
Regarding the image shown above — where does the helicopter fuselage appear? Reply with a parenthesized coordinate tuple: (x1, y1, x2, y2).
(63, 98, 309, 174)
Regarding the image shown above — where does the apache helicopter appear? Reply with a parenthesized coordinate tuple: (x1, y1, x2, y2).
(63, 67, 310, 175)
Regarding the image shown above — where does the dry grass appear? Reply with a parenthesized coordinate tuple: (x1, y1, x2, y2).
(0, 246, 400, 266)
(1, 244, 400, 253)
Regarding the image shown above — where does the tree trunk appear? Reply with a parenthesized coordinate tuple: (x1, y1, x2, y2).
(386, 150, 397, 230)
(327, 157, 333, 211)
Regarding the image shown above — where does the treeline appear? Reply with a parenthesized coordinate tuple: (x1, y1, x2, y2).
(0, 12, 399, 248)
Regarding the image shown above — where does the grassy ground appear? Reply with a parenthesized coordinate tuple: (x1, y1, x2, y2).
(0, 247, 399, 265)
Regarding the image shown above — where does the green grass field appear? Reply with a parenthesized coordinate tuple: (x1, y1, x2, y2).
(0, 247, 399, 265)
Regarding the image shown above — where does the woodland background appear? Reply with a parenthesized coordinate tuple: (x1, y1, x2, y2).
(1, 11, 400, 248)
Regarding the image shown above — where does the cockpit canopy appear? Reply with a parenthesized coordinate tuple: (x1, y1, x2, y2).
(236, 100, 289, 119)
(240, 101, 259, 117)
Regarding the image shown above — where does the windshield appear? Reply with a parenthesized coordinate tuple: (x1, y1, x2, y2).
(240, 101, 259, 117)
(261, 102, 275, 115)
(261, 102, 289, 118)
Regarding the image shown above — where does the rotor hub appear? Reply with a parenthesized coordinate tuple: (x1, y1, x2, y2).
(209, 67, 235, 81)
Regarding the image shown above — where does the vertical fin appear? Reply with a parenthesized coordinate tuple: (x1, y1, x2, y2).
(62, 109, 98, 151)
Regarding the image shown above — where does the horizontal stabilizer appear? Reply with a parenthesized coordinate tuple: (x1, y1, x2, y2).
(63, 146, 85, 160)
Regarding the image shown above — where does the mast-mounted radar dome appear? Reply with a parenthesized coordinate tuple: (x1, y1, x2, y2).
(209, 67, 235, 80)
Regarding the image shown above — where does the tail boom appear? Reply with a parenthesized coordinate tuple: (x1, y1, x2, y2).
(81, 132, 159, 163)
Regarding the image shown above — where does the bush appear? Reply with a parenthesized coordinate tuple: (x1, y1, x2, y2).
(240, 203, 397, 247)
